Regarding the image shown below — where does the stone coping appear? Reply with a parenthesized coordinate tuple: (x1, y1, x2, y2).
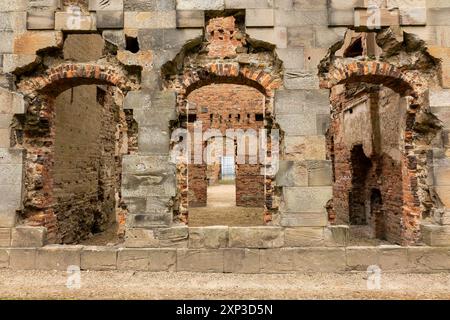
(0, 245, 449, 273)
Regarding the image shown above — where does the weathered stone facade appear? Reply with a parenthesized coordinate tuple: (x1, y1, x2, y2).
(1, 0, 450, 272)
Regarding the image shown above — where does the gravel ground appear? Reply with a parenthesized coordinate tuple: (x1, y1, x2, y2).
(1, 270, 450, 300)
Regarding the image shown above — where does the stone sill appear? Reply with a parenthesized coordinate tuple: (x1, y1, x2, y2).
(0, 245, 449, 273)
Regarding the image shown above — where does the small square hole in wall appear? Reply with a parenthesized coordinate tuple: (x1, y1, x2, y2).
(255, 113, 264, 121)
(125, 36, 139, 53)
(187, 114, 197, 122)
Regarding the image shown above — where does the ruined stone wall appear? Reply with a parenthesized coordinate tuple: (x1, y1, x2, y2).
(1, 0, 450, 250)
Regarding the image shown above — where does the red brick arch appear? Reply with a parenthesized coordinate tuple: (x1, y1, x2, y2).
(178, 62, 282, 99)
(321, 60, 417, 98)
(18, 63, 133, 97)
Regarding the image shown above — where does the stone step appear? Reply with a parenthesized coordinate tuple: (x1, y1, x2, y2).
(1, 245, 449, 273)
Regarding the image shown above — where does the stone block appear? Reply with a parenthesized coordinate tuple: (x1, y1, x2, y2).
(0, 249, 9, 268)
(434, 186, 450, 207)
(28, 0, 62, 9)
(313, 26, 346, 48)
(0, 184, 23, 213)
(188, 226, 229, 249)
(133, 107, 177, 127)
(287, 26, 315, 48)
(223, 248, 260, 273)
(54, 12, 96, 31)
(0, 148, 23, 164)
(0, 228, 11, 247)
(427, 8, 450, 26)
(36, 245, 82, 270)
(354, 8, 400, 29)
(0, 210, 16, 228)
(280, 212, 328, 227)
(103, 30, 126, 49)
(9, 248, 37, 270)
(26, 10, 55, 30)
(0, 114, 12, 128)
(276, 160, 309, 187)
(328, 9, 354, 27)
(148, 249, 177, 271)
(176, 0, 224, 10)
(127, 213, 172, 228)
(430, 89, 450, 108)
(277, 113, 317, 136)
(260, 248, 295, 272)
(386, 0, 426, 25)
(176, 10, 204, 28)
(0, 89, 25, 113)
(307, 161, 332, 186)
(124, 228, 160, 248)
(428, 47, 450, 89)
(124, 90, 176, 109)
(303, 47, 328, 73)
(122, 154, 175, 174)
(225, 0, 274, 8)
(117, 49, 153, 70)
(346, 246, 380, 271)
(121, 163, 176, 198)
(433, 164, 450, 186)
(124, 11, 176, 29)
(421, 223, 450, 246)
(274, 9, 328, 27)
(228, 227, 284, 248)
(284, 135, 327, 161)
(325, 225, 349, 246)
(177, 249, 224, 272)
(326, 0, 366, 26)
(138, 28, 202, 51)
(117, 248, 149, 270)
(316, 113, 330, 135)
(124, 0, 176, 11)
(0, 12, 27, 31)
(281, 186, 332, 213)
(0, 128, 11, 148)
(0, 31, 14, 53)
(11, 226, 46, 247)
(275, 48, 305, 70)
(246, 27, 287, 48)
(81, 247, 117, 270)
(2, 54, 41, 74)
(89, 0, 123, 11)
(292, 248, 346, 272)
(379, 245, 408, 271)
(137, 126, 171, 154)
(246, 9, 274, 27)
(155, 226, 189, 248)
(275, 89, 330, 115)
(0, 0, 28, 12)
(284, 69, 319, 89)
(96, 11, 124, 29)
(13, 31, 63, 54)
(284, 227, 325, 247)
(407, 247, 450, 272)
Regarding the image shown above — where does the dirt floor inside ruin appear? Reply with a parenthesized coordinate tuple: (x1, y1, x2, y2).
(188, 184, 264, 227)
(0, 270, 449, 300)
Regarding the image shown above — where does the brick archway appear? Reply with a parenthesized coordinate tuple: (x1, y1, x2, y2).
(320, 60, 418, 98)
(14, 62, 136, 243)
(177, 63, 282, 100)
(320, 57, 438, 244)
(18, 62, 134, 97)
